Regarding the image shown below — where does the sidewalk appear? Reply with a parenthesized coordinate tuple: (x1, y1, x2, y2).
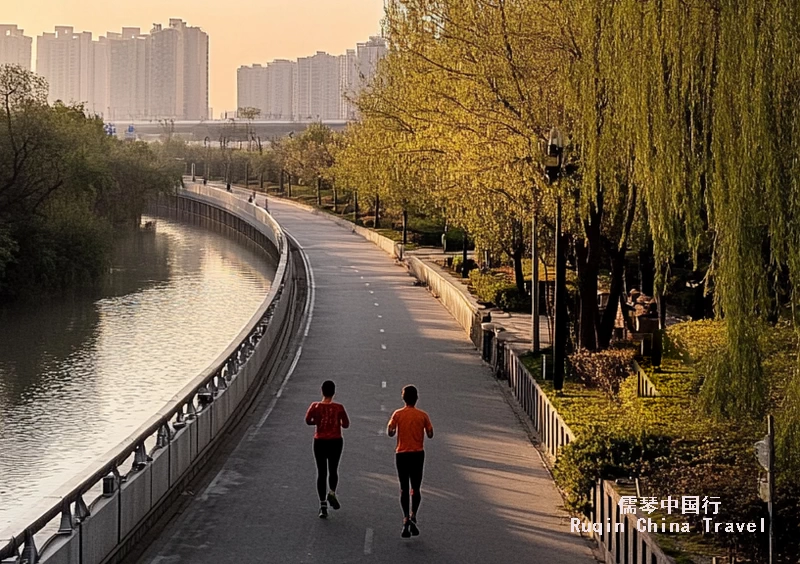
(406, 247, 553, 351)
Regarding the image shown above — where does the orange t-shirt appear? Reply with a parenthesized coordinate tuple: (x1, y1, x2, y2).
(389, 406, 433, 453)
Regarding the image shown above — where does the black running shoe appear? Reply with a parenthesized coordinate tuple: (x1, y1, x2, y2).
(319, 504, 328, 519)
(408, 517, 419, 536)
(327, 492, 340, 510)
(401, 521, 411, 538)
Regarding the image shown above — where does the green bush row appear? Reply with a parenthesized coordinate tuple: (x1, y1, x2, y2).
(468, 270, 531, 312)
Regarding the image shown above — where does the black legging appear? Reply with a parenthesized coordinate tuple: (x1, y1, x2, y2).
(313, 438, 343, 501)
(396, 451, 425, 518)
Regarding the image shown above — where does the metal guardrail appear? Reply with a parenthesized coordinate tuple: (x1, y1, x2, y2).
(501, 348, 575, 460)
(0, 185, 297, 564)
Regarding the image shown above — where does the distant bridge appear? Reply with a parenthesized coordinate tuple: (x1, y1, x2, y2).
(110, 119, 350, 141)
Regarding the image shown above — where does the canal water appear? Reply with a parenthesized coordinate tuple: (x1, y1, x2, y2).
(0, 215, 276, 532)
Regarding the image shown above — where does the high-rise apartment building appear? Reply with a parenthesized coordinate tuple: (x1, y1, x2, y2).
(146, 19, 207, 119)
(91, 36, 109, 116)
(108, 28, 149, 120)
(267, 60, 294, 120)
(239, 37, 386, 122)
(237, 64, 269, 116)
(0, 25, 32, 70)
(339, 49, 359, 120)
(356, 36, 388, 88)
(179, 20, 209, 120)
(36, 27, 95, 108)
(294, 52, 340, 121)
(147, 22, 183, 119)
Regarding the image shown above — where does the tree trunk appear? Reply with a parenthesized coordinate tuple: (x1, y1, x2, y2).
(512, 243, 525, 294)
(597, 248, 627, 348)
(374, 193, 380, 228)
(575, 231, 600, 351)
(402, 209, 408, 245)
(333, 184, 338, 213)
(462, 231, 469, 279)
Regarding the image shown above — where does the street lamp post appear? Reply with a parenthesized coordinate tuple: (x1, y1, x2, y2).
(531, 213, 540, 353)
(544, 126, 567, 390)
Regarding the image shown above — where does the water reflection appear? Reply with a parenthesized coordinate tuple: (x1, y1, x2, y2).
(0, 216, 276, 532)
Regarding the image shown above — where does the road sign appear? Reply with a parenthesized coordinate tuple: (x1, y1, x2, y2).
(758, 477, 771, 502)
(754, 436, 770, 470)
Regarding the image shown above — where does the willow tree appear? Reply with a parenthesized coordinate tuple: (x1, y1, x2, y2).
(358, 0, 567, 291)
(559, 0, 800, 421)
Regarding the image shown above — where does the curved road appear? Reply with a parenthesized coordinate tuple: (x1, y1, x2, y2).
(138, 194, 596, 564)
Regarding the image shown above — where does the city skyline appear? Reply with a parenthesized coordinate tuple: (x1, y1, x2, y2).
(2, 0, 385, 112)
(237, 37, 387, 122)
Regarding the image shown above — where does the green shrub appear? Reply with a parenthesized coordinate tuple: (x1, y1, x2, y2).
(568, 347, 637, 396)
(468, 269, 530, 311)
(665, 319, 724, 364)
(407, 216, 443, 233)
(468, 270, 506, 301)
(554, 427, 672, 514)
(451, 256, 476, 275)
(496, 286, 531, 311)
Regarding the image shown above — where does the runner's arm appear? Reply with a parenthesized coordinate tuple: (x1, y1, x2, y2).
(387, 414, 397, 437)
(425, 415, 434, 439)
(305, 403, 317, 425)
(340, 406, 350, 429)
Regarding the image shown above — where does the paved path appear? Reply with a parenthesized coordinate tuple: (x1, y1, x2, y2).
(138, 195, 595, 564)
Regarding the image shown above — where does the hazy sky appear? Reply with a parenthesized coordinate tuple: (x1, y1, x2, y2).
(6, 0, 385, 113)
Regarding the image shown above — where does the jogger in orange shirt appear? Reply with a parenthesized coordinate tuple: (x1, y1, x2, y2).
(387, 385, 434, 538)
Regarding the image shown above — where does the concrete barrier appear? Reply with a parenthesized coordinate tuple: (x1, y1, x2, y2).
(149, 445, 170, 507)
(80, 495, 118, 564)
(0, 184, 303, 564)
(119, 466, 151, 540)
(39, 534, 79, 564)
